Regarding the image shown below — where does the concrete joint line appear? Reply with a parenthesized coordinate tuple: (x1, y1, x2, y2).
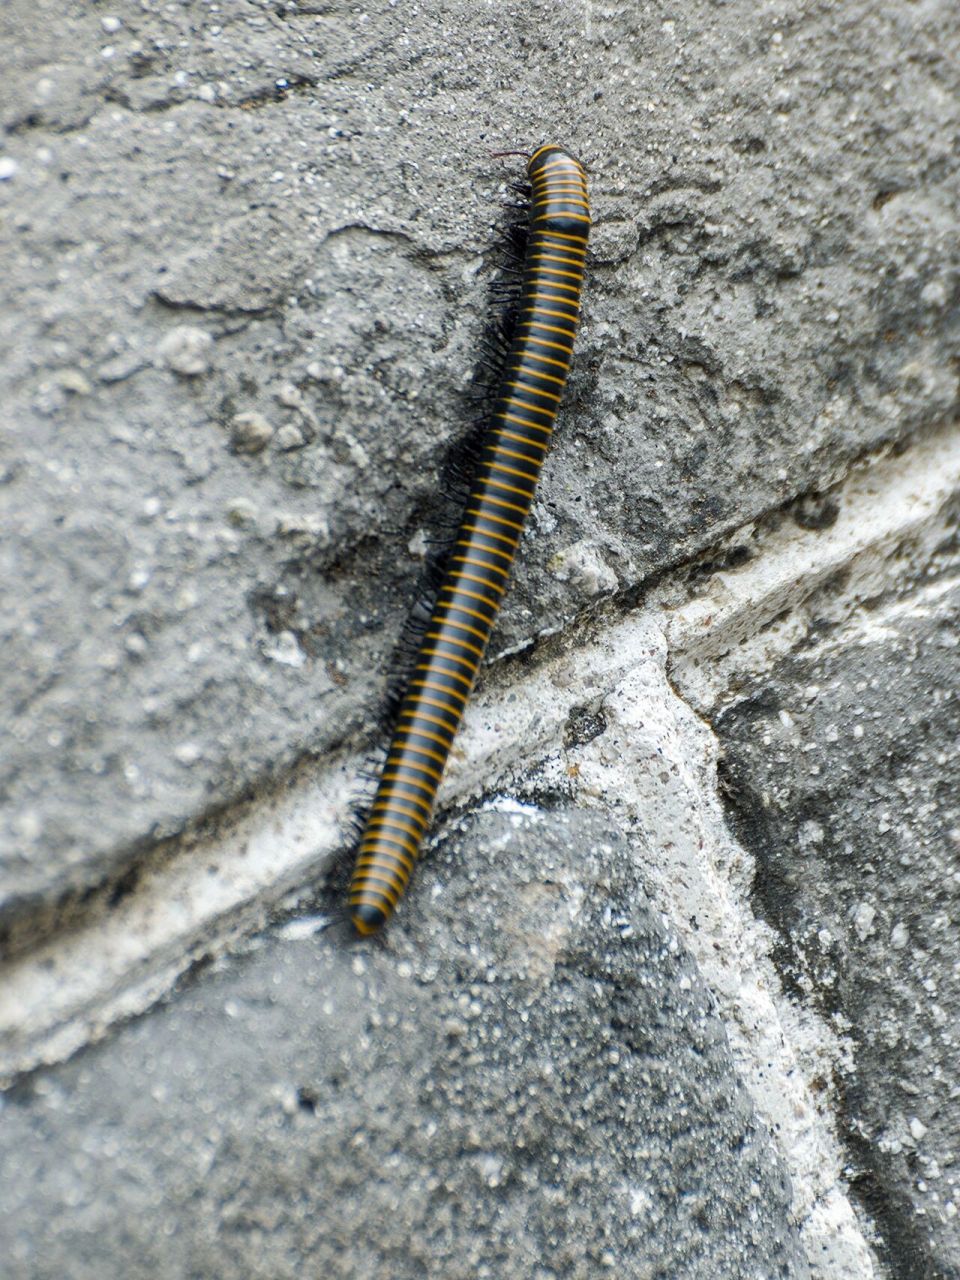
(2, 421, 958, 1144)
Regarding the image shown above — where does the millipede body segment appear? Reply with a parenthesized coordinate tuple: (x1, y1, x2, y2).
(348, 144, 591, 934)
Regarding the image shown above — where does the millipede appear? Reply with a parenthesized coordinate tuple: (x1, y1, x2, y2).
(348, 143, 591, 934)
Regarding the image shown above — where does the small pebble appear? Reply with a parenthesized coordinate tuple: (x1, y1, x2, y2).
(276, 512, 329, 543)
(98, 353, 145, 383)
(157, 325, 213, 376)
(230, 411, 273, 454)
(890, 922, 909, 949)
(100, 15, 122, 32)
(226, 498, 258, 527)
(852, 901, 876, 941)
(547, 539, 618, 595)
(0, 157, 19, 181)
(276, 423, 306, 451)
(920, 280, 947, 309)
(264, 630, 306, 668)
(275, 381, 304, 409)
(56, 368, 92, 395)
(174, 742, 202, 766)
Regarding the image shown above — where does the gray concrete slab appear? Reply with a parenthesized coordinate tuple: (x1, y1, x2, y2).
(3, 2, 959, 957)
(0, 806, 807, 1279)
(715, 559, 960, 1277)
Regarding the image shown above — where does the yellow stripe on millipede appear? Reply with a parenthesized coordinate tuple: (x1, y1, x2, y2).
(382, 760, 443, 786)
(441, 583, 501, 607)
(412, 680, 471, 711)
(416, 649, 479, 679)
(496, 410, 554, 433)
(535, 157, 582, 176)
(359, 833, 420, 859)
(439, 599, 494, 626)
(521, 352, 572, 372)
(534, 189, 589, 203)
(429, 613, 489, 641)
(506, 378, 562, 398)
(523, 306, 579, 322)
(538, 230, 589, 244)
(397, 722, 456, 751)
(424, 631, 485, 658)
(484, 475, 534, 499)
(534, 189, 586, 198)
(383, 757, 448, 789)
(416, 652, 477, 675)
(358, 846, 415, 880)
(485, 469, 538, 494)
(505, 394, 553, 417)
(458, 524, 518, 550)
(491, 434, 550, 456)
(436, 611, 490, 639)
(405, 692, 464, 719)
(349, 883, 401, 906)
(530, 257, 584, 276)
(534, 209, 590, 222)
(400, 707, 458, 735)
(525, 274, 581, 293)
(357, 843, 413, 874)
(355, 854, 415, 881)
(490, 444, 548, 466)
(372, 797, 430, 825)
(524, 320, 577, 339)
(362, 826, 418, 858)
(535, 252, 586, 270)
(351, 877, 403, 907)
(390, 739, 448, 766)
(474, 493, 529, 517)
(463, 506, 525, 532)
(448, 564, 509, 590)
(366, 813, 424, 845)
(523, 335, 573, 356)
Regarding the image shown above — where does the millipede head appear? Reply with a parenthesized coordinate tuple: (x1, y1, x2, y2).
(527, 143, 586, 178)
(527, 144, 590, 238)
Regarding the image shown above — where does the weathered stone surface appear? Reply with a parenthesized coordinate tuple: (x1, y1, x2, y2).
(3, 2, 959, 936)
(715, 557, 960, 1277)
(0, 807, 806, 1278)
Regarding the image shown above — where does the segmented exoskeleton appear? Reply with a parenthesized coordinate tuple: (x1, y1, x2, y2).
(349, 144, 591, 934)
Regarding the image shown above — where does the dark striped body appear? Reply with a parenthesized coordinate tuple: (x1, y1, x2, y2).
(349, 145, 590, 934)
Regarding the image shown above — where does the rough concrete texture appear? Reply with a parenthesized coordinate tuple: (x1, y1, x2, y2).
(715, 556, 960, 1278)
(3, 0, 960, 933)
(524, 618, 880, 1276)
(0, 807, 807, 1280)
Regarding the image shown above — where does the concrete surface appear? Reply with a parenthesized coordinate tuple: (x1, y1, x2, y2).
(716, 565, 960, 1278)
(3, 0, 959, 940)
(0, 807, 807, 1280)
(3, 2, 960, 1277)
